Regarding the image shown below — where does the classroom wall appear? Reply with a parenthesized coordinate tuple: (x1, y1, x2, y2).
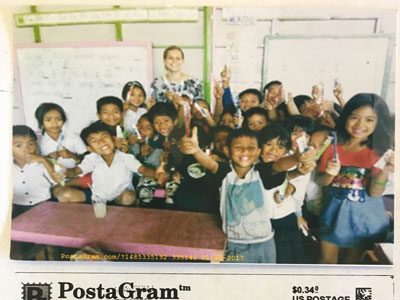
(12, 6, 205, 124)
(12, 6, 396, 125)
(212, 7, 397, 112)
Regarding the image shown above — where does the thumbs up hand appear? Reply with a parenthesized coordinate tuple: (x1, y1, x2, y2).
(180, 127, 200, 155)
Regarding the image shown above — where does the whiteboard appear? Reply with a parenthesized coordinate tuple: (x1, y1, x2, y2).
(15, 41, 153, 134)
(262, 34, 394, 102)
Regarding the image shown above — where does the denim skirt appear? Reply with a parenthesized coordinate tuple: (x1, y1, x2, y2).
(320, 187, 389, 248)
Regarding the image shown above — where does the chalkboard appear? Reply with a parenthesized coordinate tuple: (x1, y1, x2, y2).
(14, 41, 153, 134)
(262, 34, 394, 101)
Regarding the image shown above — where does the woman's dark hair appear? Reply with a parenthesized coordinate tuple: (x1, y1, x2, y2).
(258, 124, 291, 151)
(13, 125, 37, 140)
(336, 93, 394, 154)
(34, 102, 67, 131)
(121, 81, 147, 101)
(163, 45, 185, 60)
(242, 107, 269, 129)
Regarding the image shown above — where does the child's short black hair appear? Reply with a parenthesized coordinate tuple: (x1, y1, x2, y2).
(34, 102, 67, 130)
(80, 122, 113, 146)
(138, 112, 151, 123)
(242, 107, 269, 129)
(312, 124, 334, 135)
(258, 124, 291, 151)
(294, 95, 312, 111)
(147, 102, 178, 123)
(121, 81, 147, 101)
(13, 125, 37, 140)
(238, 88, 263, 104)
(262, 80, 282, 95)
(96, 96, 124, 114)
(212, 125, 233, 139)
(226, 127, 260, 148)
(284, 115, 315, 135)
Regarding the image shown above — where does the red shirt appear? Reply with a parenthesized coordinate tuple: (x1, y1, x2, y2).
(320, 144, 380, 172)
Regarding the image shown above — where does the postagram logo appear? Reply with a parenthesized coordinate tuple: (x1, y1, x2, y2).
(22, 283, 52, 300)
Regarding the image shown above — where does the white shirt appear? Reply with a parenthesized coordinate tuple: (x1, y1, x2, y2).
(265, 178, 297, 220)
(123, 108, 147, 134)
(13, 162, 55, 206)
(78, 150, 142, 201)
(290, 172, 311, 216)
(39, 128, 87, 168)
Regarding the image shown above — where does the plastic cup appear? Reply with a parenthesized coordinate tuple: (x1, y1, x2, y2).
(92, 200, 107, 218)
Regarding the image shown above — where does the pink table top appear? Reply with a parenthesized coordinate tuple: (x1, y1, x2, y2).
(11, 201, 226, 260)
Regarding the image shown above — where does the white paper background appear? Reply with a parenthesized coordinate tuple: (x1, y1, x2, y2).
(1, 1, 399, 299)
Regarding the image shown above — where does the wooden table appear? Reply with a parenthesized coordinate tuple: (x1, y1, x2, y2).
(11, 201, 226, 261)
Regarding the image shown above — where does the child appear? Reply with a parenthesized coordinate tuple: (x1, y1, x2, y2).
(242, 107, 269, 132)
(34, 103, 87, 203)
(148, 102, 184, 167)
(180, 127, 315, 263)
(129, 113, 163, 168)
(284, 115, 314, 153)
(190, 98, 216, 149)
(12, 125, 64, 218)
(210, 125, 233, 163)
(262, 80, 282, 109)
(318, 93, 394, 264)
(259, 125, 314, 263)
(95, 96, 129, 153)
(283, 116, 316, 238)
(219, 108, 236, 129)
(294, 94, 341, 128)
(263, 81, 300, 121)
(305, 125, 334, 218)
(34, 102, 87, 168)
(121, 81, 147, 134)
(67, 122, 163, 206)
(237, 88, 263, 112)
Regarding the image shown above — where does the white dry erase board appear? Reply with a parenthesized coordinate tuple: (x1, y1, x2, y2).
(262, 34, 395, 101)
(14, 41, 153, 134)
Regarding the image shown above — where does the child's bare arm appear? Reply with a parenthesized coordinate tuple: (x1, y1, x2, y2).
(333, 82, 345, 107)
(286, 92, 300, 116)
(318, 159, 341, 186)
(220, 65, 231, 89)
(213, 83, 224, 124)
(273, 147, 316, 173)
(28, 155, 65, 183)
(65, 166, 83, 179)
(180, 127, 219, 174)
(369, 151, 394, 196)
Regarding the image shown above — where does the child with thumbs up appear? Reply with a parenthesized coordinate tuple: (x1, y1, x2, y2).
(180, 126, 311, 263)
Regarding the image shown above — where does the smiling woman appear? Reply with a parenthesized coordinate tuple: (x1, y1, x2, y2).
(149, 45, 204, 105)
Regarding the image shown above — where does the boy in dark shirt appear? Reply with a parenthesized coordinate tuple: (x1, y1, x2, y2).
(180, 127, 314, 263)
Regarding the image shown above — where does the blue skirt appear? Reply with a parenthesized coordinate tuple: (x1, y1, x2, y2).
(320, 187, 389, 248)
